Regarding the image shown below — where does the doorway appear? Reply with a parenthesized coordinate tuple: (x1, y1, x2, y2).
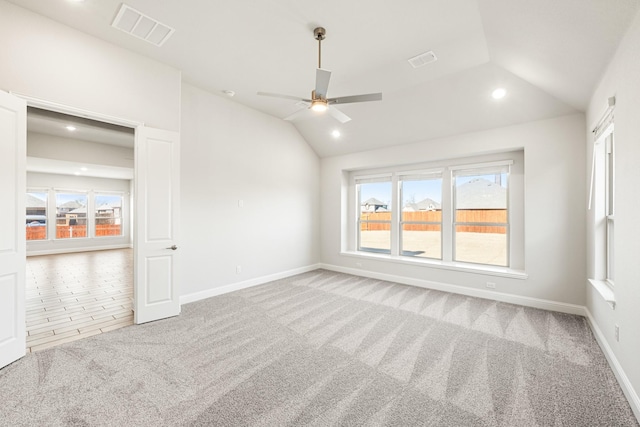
(24, 107, 135, 352)
(1, 91, 181, 370)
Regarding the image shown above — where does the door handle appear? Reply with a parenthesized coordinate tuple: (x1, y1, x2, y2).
(166, 245, 178, 250)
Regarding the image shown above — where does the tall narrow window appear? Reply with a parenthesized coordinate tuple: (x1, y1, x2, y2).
(357, 175, 392, 254)
(605, 133, 615, 283)
(95, 193, 123, 237)
(399, 172, 442, 259)
(55, 192, 88, 239)
(26, 191, 47, 241)
(452, 164, 509, 266)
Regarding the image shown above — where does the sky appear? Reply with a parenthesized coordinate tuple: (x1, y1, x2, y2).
(28, 192, 121, 206)
(359, 173, 507, 206)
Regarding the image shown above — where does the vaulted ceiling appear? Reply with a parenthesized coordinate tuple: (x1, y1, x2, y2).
(8, 0, 639, 157)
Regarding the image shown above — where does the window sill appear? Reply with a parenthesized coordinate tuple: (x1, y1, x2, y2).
(340, 251, 528, 279)
(588, 279, 616, 309)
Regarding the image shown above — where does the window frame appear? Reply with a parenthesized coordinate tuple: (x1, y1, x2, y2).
(604, 132, 615, 285)
(94, 192, 125, 238)
(54, 190, 89, 240)
(25, 188, 49, 241)
(347, 153, 523, 274)
(451, 163, 511, 267)
(398, 170, 443, 260)
(356, 174, 393, 254)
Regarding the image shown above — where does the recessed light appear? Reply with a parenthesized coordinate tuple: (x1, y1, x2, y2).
(331, 130, 341, 138)
(74, 172, 81, 176)
(80, 167, 88, 171)
(492, 88, 507, 100)
(66, 125, 76, 131)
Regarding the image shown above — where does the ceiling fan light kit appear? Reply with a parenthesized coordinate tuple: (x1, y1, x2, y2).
(258, 26, 382, 123)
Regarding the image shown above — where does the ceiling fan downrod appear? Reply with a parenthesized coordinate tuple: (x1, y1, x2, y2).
(314, 27, 326, 69)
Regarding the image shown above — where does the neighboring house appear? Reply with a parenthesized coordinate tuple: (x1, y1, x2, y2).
(65, 206, 87, 226)
(403, 198, 441, 212)
(58, 200, 84, 215)
(25, 193, 46, 216)
(361, 197, 388, 213)
(455, 178, 506, 209)
(96, 203, 121, 225)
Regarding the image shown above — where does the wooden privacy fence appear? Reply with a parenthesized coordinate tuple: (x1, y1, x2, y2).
(26, 224, 122, 240)
(360, 210, 507, 234)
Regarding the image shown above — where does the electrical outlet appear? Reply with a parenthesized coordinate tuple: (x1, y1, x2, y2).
(238, 199, 244, 208)
(486, 282, 496, 289)
(615, 324, 620, 342)
(236, 265, 242, 274)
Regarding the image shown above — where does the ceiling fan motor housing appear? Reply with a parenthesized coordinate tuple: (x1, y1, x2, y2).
(314, 27, 326, 40)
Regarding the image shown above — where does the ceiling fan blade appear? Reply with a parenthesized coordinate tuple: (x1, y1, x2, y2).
(328, 106, 352, 123)
(315, 68, 332, 98)
(283, 105, 310, 121)
(329, 93, 382, 105)
(257, 92, 309, 102)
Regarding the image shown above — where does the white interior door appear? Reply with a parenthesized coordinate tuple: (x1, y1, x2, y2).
(0, 91, 26, 369)
(134, 126, 180, 324)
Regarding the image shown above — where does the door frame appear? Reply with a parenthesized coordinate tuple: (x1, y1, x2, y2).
(15, 93, 144, 324)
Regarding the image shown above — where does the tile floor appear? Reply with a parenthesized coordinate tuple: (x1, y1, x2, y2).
(25, 248, 134, 353)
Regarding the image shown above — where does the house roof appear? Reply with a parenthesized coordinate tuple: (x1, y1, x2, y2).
(59, 200, 84, 209)
(7, 1, 640, 157)
(362, 198, 387, 206)
(456, 178, 506, 209)
(404, 198, 441, 211)
(26, 193, 46, 209)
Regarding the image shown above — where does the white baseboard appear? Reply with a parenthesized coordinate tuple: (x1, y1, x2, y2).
(584, 308, 640, 422)
(319, 263, 587, 316)
(180, 263, 322, 305)
(27, 244, 132, 257)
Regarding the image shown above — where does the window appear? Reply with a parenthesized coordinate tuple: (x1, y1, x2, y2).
(605, 133, 614, 283)
(399, 171, 442, 259)
(349, 152, 523, 271)
(95, 193, 123, 237)
(26, 191, 47, 241)
(452, 164, 509, 267)
(55, 192, 88, 239)
(357, 175, 392, 254)
(589, 120, 614, 289)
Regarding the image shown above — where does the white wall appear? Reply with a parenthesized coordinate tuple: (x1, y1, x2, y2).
(0, 0, 180, 131)
(179, 83, 320, 297)
(586, 9, 640, 417)
(321, 114, 586, 306)
(26, 172, 131, 255)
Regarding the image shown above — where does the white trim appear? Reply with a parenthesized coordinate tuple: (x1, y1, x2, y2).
(321, 263, 581, 314)
(26, 244, 131, 257)
(340, 251, 527, 280)
(354, 173, 392, 184)
(11, 92, 143, 128)
(584, 308, 640, 422)
(448, 159, 513, 171)
(397, 168, 443, 177)
(588, 279, 616, 309)
(179, 264, 321, 305)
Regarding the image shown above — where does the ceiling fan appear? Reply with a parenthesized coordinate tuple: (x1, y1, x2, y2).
(258, 27, 382, 123)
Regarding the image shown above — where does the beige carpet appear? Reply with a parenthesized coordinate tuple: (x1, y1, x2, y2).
(1, 269, 637, 426)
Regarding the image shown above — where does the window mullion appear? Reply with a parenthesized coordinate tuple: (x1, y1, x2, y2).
(390, 174, 400, 256)
(442, 170, 453, 262)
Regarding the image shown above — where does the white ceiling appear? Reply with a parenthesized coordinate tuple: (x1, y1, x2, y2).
(8, 0, 639, 157)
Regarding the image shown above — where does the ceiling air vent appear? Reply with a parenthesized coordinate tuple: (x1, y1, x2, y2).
(407, 51, 437, 69)
(111, 3, 175, 47)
